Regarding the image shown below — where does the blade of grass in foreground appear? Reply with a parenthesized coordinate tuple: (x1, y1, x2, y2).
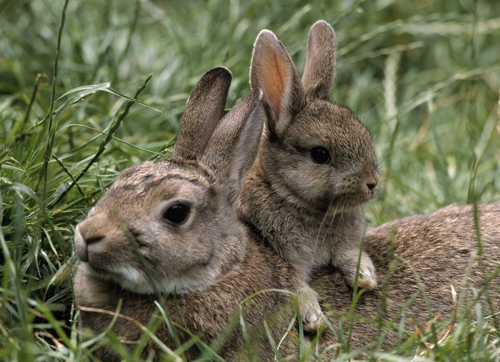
(40, 0, 70, 209)
(48, 73, 153, 207)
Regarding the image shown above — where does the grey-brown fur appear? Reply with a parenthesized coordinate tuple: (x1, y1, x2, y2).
(315, 203, 500, 354)
(237, 20, 380, 330)
(75, 193, 500, 360)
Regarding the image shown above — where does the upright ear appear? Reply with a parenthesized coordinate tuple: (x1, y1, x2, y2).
(250, 30, 305, 139)
(202, 88, 264, 203)
(301, 20, 337, 100)
(172, 67, 232, 160)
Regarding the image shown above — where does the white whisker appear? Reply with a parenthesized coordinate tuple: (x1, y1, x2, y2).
(310, 197, 340, 267)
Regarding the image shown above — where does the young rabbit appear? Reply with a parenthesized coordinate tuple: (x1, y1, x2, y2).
(237, 20, 379, 331)
(73, 67, 299, 361)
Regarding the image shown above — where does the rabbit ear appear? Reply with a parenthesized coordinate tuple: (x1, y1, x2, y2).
(202, 88, 264, 203)
(302, 20, 337, 101)
(250, 30, 305, 138)
(172, 67, 232, 160)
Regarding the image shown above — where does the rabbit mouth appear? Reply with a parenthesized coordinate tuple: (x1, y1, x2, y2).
(317, 195, 375, 216)
(320, 194, 367, 213)
(79, 263, 111, 285)
(82, 262, 159, 293)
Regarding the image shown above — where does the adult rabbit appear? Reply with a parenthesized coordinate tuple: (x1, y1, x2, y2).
(73, 67, 299, 361)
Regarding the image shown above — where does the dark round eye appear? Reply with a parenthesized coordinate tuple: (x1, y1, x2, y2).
(163, 203, 191, 225)
(310, 147, 331, 164)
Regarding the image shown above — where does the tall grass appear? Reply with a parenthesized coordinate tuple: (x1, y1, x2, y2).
(0, 0, 499, 360)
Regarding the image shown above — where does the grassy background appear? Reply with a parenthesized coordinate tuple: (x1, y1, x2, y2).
(0, 0, 499, 360)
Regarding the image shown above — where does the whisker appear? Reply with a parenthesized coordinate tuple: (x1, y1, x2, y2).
(310, 197, 338, 266)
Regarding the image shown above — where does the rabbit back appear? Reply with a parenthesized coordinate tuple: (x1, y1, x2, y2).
(314, 203, 500, 353)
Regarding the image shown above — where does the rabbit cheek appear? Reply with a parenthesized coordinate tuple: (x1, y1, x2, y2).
(275, 163, 336, 212)
(144, 227, 216, 290)
(113, 267, 151, 293)
(153, 250, 216, 294)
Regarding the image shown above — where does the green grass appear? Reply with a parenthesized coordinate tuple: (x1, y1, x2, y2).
(1, 0, 499, 360)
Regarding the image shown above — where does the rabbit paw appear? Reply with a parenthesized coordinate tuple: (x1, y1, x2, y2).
(298, 288, 325, 333)
(336, 253, 377, 290)
(343, 253, 378, 290)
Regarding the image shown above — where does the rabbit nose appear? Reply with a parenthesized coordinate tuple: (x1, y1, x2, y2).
(78, 215, 108, 245)
(366, 172, 380, 194)
(74, 214, 110, 262)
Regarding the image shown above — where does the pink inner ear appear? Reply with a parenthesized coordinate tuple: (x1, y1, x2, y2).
(260, 48, 288, 121)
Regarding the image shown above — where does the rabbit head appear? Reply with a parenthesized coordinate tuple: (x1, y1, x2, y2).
(249, 20, 379, 213)
(73, 67, 264, 296)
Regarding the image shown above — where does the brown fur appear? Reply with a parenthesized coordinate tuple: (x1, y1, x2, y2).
(75, 197, 500, 360)
(74, 230, 297, 361)
(237, 20, 380, 330)
(315, 203, 500, 354)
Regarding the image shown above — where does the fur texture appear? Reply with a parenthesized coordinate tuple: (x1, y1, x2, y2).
(74, 230, 297, 361)
(75, 194, 500, 360)
(316, 203, 500, 354)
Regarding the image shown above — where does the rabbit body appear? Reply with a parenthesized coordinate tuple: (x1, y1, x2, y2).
(75, 183, 500, 360)
(237, 20, 379, 330)
(315, 202, 500, 354)
(74, 218, 296, 361)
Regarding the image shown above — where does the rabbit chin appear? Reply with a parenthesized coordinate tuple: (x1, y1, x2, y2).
(80, 262, 218, 295)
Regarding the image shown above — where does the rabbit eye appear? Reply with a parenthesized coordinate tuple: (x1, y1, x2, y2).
(163, 203, 191, 225)
(310, 147, 331, 164)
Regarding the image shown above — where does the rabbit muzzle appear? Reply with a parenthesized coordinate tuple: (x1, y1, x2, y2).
(325, 170, 379, 208)
(74, 213, 121, 266)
